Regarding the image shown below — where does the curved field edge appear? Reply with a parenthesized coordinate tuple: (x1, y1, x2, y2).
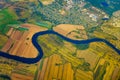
(0, 30, 120, 64)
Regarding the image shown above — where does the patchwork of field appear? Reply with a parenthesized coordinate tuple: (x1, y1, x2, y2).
(38, 34, 85, 67)
(0, 23, 47, 58)
(11, 63, 37, 80)
(37, 54, 74, 80)
(0, 23, 120, 80)
(0, 0, 120, 79)
(37, 33, 120, 80)
(36, 24, 120, 80)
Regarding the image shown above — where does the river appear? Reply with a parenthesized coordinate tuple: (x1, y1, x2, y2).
(0, 30, 120, 64)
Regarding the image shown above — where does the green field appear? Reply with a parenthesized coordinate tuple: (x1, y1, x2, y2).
(0, 8, 18, 34)
(35, 21, 52, 29)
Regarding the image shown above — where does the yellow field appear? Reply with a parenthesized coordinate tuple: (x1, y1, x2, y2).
(75, 69, 93, 80)
(38, 54, 74, 80)
(0, 34, 8, 49)
(41, 0, 54, 5)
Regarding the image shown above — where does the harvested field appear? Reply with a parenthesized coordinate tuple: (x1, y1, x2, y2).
(38, 54, 74, 80)
(1, 23, 47, 58)
(11, 73, 34, 80)
(53, 24, 88, 40)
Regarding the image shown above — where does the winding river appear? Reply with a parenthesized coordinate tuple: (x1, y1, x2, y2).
(0, 30, 120, 64)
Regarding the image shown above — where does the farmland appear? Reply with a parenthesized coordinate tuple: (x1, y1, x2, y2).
(1, 23, 47, 58)
(53, 24, 88, 40)
(0, 34, 8, 49)
(0, 0, 120, 80)
(36, 23, 120, 80)
(41, 0, 54, 5)
(0, 8, 18, 34)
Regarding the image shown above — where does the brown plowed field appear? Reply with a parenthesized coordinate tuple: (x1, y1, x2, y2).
(1, 23, 47, 58)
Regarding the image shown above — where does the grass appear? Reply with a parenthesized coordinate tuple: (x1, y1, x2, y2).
(37, 34, 84, 67)
(35, 21, 53, 30)
(74, 44, 89, 50)
(94, 61, 108, 80)
(0, 74, 11, 80)
(39, 59, 44, 70)
(0, 34, 8, 49)
(37, 34, 64, 57)
(0, 8, 18, 34)
(13, 65, 37, 76)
